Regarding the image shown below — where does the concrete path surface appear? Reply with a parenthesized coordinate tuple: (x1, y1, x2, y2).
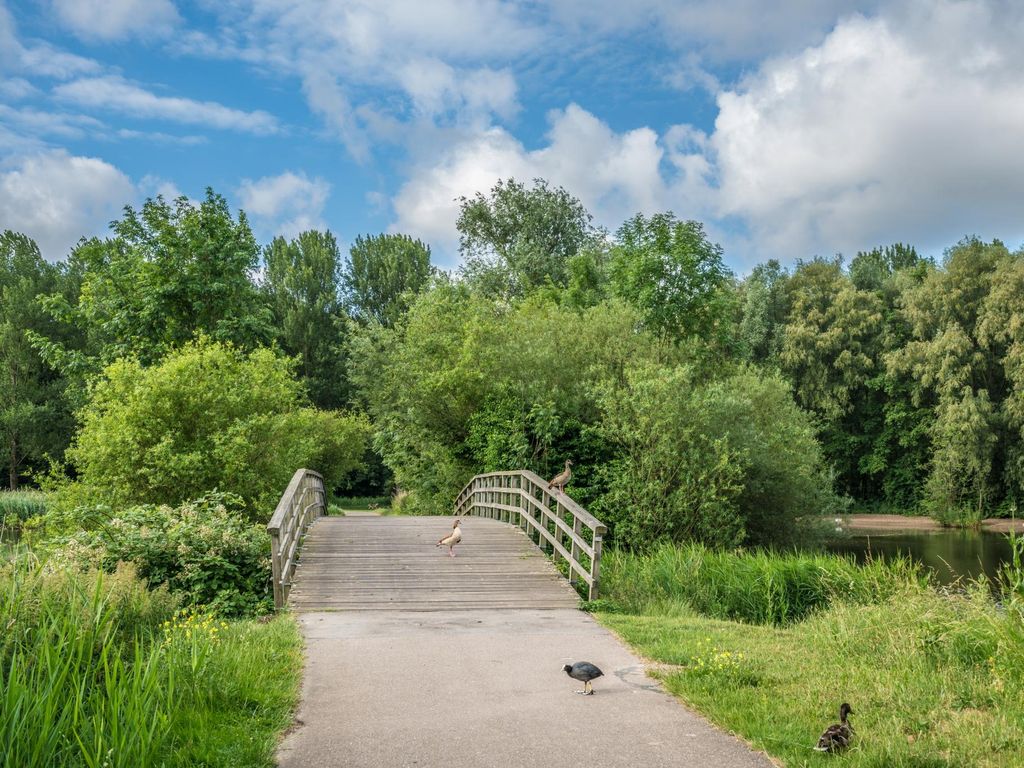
(277, 609, 774, 768)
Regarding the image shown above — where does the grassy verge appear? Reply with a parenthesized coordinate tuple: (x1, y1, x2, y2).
(594, 543, 1024, 767)
(1, 562, 302, 767)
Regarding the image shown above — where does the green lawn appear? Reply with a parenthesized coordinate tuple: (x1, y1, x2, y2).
(597, 589, 1024, 768)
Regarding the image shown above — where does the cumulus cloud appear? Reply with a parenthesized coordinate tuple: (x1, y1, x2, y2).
(707, 4, 1024, 260)
(237, 171, 331, 239)
(0, 150, 134, 261)
(50, 0, 180, 42)
(53, 76, 280, 135)
(392, 104, 675, 262)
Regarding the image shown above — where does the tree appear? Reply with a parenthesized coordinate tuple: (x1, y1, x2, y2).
(34, 190, 272, 378)
(344, 233, 432, 326)
(608, 213, 735, 348)
(263, 230, 348, 408)
(737, 259, 790, 365)
(60, 339, 370, 517)
(457, 178, 595, 296)
(887, 238, 1016, 521)
(0, 232, 73, 488)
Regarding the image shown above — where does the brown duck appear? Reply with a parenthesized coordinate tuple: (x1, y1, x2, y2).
(547, 460, 573, 492)
(814, 703, 854, 753)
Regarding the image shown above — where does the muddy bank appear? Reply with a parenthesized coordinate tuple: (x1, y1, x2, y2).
(846, 514, 1024, 533)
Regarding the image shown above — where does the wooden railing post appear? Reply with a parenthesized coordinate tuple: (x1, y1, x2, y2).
(453, 470, 606, 599)
(267, 468, 326, 610)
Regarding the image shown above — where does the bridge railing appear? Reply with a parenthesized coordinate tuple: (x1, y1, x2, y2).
(267, 468, 327, 609)
(454, 470, 606, 600)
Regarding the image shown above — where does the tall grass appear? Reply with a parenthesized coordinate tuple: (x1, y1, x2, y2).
(601, 542, 929, 624)
(0, 561, 301, 767)
(0, 490, 48, 543)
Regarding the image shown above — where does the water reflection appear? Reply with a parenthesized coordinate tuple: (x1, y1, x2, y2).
(825, 529, 1015, 586)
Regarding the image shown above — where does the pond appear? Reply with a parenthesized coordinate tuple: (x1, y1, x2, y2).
(825, 528, 1016, 586)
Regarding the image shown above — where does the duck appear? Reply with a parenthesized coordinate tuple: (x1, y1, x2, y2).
(814, 703, 854, 753)
(548, 460, 573, 492)
(436, 518, 462, 558)
(562, 661, 603, 695)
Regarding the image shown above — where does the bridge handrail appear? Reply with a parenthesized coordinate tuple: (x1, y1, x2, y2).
(267, 468, 326, 609)
(454, 470, 606, 600)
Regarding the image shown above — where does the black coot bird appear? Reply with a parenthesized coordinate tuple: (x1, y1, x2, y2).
(814, 703, 855, 753)
(563, 661, 603, 695)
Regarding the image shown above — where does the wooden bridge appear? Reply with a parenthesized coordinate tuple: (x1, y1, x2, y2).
(270, 469, 773, 768)
(267, 469, 606, 612)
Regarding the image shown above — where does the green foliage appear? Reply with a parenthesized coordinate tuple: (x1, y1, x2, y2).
(262, 230, 348, 408)
(32, 190, 272, 377)
(609, 213, 735, 348)
(595, 364, 835, 549)
(1, 231, 75, 489)
(457, 177, 595, 296)
(0, 561, 301, 767)
(601, 542, 927, 625)
(48, 493, 272, 615)
(345, 233, 433, 326)
(60, 339, 369, 515)
(0, 490, 47, 541)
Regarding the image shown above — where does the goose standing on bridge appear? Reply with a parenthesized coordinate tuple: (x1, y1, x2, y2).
(437, 518, 462, 557)
(548, 460, 573, 492)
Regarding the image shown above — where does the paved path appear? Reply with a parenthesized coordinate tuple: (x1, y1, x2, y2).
(277, 516, 773, 768)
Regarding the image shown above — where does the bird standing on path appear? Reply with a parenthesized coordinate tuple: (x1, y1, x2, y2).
(436, 518, 462, 557)
(548, 460, 573, 492)
(563, 661, 603, 695)
(814, 703, 855, 753)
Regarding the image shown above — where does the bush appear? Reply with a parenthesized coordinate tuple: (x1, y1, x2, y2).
(57, 339, 369, 517)
(0, 491, 47, 541)
(48, 493, 272, 616)
(601, 542, 928, 625)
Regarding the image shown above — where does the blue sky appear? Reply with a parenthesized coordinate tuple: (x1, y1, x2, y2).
(2, 0, 1023, 272)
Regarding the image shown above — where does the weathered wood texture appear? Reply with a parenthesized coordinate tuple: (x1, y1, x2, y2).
(287, 516, 580, 611)
(454, 470, 606, 599)
(267, 469, 327, 609)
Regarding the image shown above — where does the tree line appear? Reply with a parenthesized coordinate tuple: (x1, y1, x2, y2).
(2, 179, 1022, 547)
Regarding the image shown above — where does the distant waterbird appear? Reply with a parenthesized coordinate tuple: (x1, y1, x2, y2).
(563, 661, 603, 695)
(814, 703, 854, 753)
(436, 518, 462, 557)
(548, 460, 573, 492)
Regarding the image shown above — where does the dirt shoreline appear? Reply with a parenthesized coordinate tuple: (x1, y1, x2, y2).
(846, 514, 1024, 533)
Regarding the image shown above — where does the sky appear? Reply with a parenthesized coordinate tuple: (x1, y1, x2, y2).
(1, 0, 1023, 272)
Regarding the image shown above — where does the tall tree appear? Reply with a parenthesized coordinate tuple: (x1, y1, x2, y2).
(737, 259, 790, 365)
(609, 213, 735, 347)
(33, 189, 272, 378)
(457, 178, 595, 296)
(0, 232, 72, 488)
(263, 231, 348, 408)
(344, 233, 432, 327)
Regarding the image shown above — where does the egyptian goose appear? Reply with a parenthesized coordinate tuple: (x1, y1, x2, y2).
(436, 518, 462, 557)
(548, 460, 573, 492)
(814, 703, 854, 753)
(563, 661, 603, 695)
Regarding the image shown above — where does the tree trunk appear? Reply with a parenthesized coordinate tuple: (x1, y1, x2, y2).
(8, 438, 18, 490)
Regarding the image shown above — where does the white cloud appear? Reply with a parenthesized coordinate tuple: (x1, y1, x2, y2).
(707, 4, 1024, 260)
(53, 76, 280, 135)
(0, 3, 101, 79)
(237, 171, 331, 239)
(0, 150, 134, 261)
(50, 0, 180, 42)
(392, 104, 673, 263)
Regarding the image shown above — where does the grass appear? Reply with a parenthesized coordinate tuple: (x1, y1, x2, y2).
(0, 561, 303, 767)
(593, 540, 1024, 767)
(0, 490, 48, 544)
(600, 542, 928, 625)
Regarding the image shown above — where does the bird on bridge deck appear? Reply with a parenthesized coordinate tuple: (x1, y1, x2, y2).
(436, 518, 462, 557)
(814, 703, 855, 753)
(563, 661, 603, 695)
(548, 460, 573, 492)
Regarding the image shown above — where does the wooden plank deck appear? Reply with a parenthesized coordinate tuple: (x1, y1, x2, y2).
(287, 515, 581, 611)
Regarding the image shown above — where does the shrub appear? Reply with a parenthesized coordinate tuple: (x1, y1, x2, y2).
(48, 493, 272, 616)
(57, 339, 369, 517)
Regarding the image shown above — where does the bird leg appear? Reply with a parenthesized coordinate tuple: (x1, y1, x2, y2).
(449, 546, 456, 558)
(585, 681, 594, 695)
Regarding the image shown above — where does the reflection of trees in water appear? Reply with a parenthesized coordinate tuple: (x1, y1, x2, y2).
(826, 531, 1013, 586)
